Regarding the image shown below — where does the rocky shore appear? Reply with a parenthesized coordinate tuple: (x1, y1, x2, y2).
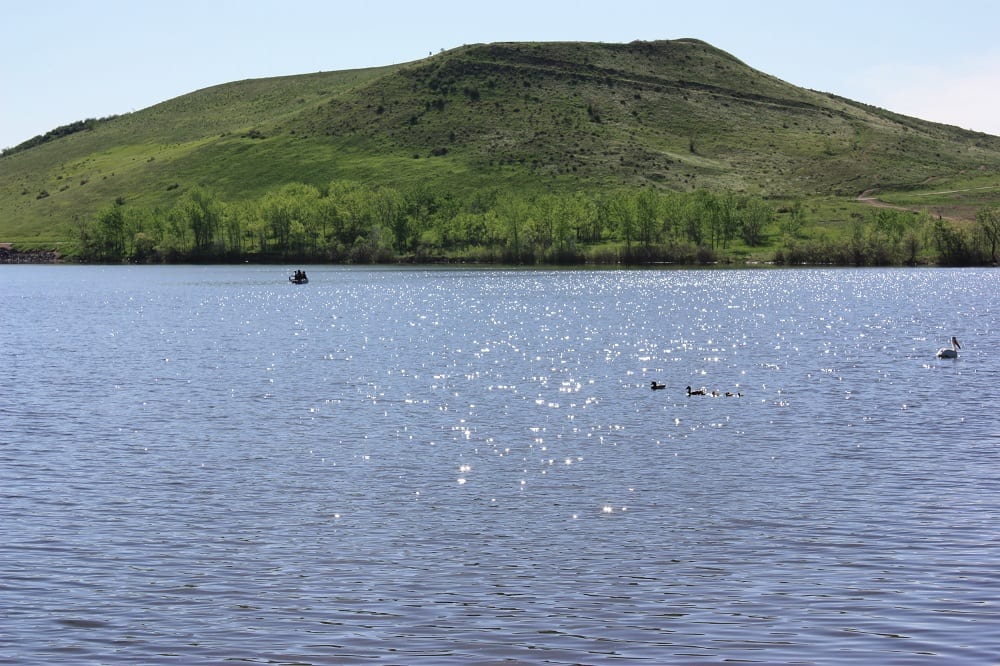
(0, 244, 59, 263)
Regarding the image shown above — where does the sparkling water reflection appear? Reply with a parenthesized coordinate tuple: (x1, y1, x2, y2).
(1, 265, 998, 664)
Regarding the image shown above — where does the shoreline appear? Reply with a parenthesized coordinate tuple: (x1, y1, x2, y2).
(0, 244, 59, 263)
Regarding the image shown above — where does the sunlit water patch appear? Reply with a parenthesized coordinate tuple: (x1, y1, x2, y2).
(1, 265, 998, 664)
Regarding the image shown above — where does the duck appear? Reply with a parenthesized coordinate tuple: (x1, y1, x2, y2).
(724, 391, 744, 398)
(686, 386, 707, 396)
(936, 336, 961, 359)
(650, 381, 666, 390)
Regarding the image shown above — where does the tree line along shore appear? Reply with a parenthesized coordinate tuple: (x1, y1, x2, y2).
(31, 183, 1000, 266)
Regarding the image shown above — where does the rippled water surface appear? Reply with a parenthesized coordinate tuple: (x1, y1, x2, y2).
(2, 265, 998, 664)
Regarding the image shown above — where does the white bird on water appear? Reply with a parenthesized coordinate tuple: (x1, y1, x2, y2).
(936, 336, 961, 359)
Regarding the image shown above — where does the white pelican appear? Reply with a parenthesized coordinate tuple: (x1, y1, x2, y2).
(936, 337, 961, 359)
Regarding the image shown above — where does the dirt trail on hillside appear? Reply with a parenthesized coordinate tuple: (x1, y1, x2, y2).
(856, 185, 1000, 222)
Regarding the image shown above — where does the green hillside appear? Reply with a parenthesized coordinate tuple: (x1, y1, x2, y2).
(0, 64, 397, 245)
(2, 39, 1000, 262)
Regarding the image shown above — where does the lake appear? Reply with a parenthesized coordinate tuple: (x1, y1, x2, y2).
(1, 265, 998, 664)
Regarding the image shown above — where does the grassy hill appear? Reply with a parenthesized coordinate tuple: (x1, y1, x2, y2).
(2, 39, 1000, 254)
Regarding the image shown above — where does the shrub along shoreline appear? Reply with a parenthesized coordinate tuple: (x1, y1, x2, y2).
(58, 183, 1000, 267)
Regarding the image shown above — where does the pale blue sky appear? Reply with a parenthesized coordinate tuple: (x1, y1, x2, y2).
(3, 0, 999, 150)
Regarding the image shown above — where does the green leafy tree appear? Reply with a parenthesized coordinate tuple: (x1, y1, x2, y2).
(683, 190, 713, 245)
(262, 191, 292, 251)
(568, 192, 600, 244)
(605, 191, 636, 254)
(847, 217, 868, 265)
(712, 192, 740, 249)
(930, 218, 972, 265)
(634, 188, 661, 249)
(95, 200, 127, 260)
(496, 193, 529, 262)
(659, 192, 687, 241)
(175, 189, 222, 255)
(368, 186, 406, 253)
(220, 203, 244, 256)
(740, 197, 772, 246)
(976, 204, 1000, 263)
(326, 181, 374, 248)
(781, 200, 805, 239)
(159, 205, 192, 260)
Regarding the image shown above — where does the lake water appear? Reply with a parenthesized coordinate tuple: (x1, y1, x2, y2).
(1, 265, 998, 664)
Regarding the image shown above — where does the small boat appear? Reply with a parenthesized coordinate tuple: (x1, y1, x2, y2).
(936, 336, 960, 358)
(289, 271, 309, 284)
